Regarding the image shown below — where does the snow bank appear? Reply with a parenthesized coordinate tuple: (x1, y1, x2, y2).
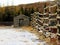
(0, 28, 47, 45)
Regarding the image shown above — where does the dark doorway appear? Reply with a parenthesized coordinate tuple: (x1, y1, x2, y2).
(19, 19, 24, 26)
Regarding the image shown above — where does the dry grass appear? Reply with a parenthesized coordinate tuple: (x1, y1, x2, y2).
(21, 26, 39, 36)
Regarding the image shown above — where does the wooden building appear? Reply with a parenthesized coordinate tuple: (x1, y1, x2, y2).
(14, 15, 29, 27)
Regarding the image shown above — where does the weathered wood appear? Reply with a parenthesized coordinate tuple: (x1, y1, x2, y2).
(14, 15, 29, 27)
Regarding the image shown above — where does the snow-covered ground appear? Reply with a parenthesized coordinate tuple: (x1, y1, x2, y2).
(0, 27, 48, 45)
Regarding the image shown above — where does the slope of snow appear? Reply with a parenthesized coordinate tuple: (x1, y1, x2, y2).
(0, 28, 48, 45)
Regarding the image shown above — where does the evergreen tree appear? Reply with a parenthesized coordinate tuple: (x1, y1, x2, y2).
(24, 8, 28, 16)
(20, 7, 24, 14)
(31, 8, 35, 13)
(4, 7, 13, 22)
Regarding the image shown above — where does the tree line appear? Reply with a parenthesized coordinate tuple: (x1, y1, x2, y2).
(0, 6, 39, 22)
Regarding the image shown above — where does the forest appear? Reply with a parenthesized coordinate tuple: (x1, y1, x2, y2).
(0, 6, 39, 22)
(0, 1, 50, 22)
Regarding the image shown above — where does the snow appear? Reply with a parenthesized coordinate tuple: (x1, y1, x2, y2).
(0, 28, 47, 45)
